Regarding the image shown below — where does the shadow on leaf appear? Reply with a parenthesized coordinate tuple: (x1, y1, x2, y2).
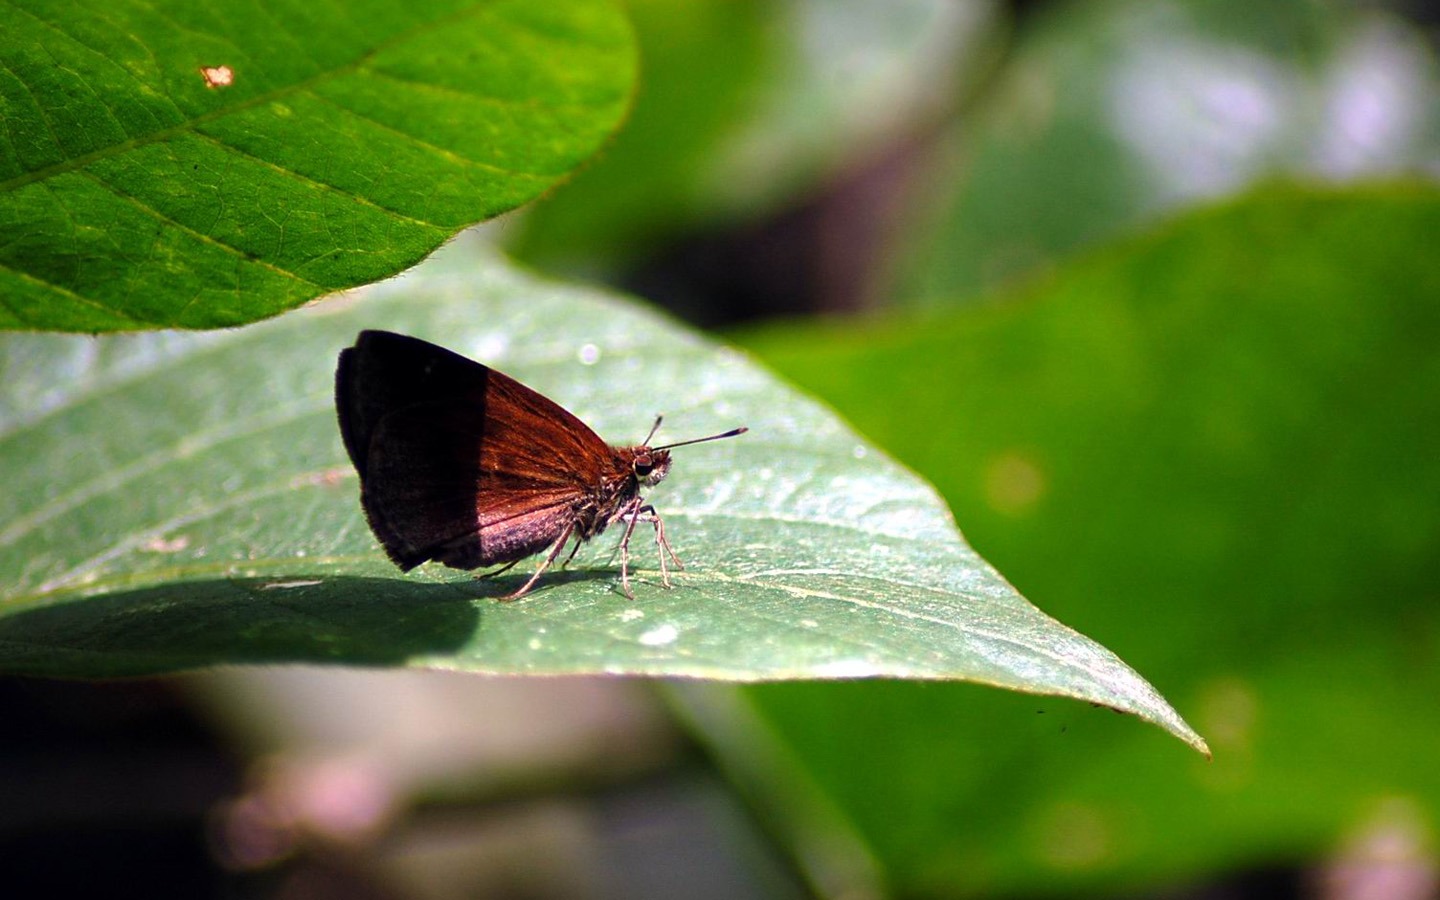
(0, 576, 482, 678)
(479, 565, 632, 600)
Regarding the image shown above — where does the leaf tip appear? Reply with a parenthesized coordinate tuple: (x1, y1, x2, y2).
(1147, 704, 1211, 758)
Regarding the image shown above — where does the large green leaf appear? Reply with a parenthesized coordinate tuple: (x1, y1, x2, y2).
(0, 247, 1202, 752)
(0, 0, 634, 332)
(728, 185, 1440, 895)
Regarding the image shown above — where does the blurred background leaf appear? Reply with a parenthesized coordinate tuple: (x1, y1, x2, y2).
(893, 0, 1440, 308)
(728, 184, 1440, 895)
(505, 0, 1438, 324)
(0, 0, 634, 331)
(507, 0, 991, 284)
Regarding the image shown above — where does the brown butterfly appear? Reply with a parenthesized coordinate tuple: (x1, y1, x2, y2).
(335, 330, 746, 598)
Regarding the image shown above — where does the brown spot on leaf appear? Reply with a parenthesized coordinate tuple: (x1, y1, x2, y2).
(200, 65, 235, 89)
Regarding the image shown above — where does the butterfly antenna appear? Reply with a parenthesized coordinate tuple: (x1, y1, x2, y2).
(653, 426, 748, 451)
(642, 415, 663, 446)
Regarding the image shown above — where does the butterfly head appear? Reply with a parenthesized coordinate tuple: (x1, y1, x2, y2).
(631, 448, 673, 487)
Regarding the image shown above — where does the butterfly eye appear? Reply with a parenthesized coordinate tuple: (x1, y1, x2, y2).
(634, 456, 654, 477)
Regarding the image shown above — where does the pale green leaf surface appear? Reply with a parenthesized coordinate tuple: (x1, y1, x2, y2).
(0, 0, 634, 331)
(0, 249, 1202, 752)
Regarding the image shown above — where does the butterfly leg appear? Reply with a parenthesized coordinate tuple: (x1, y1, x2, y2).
(478, 558, 523, 580)
(559, 534, 585, 570)
(646, 505, 684, 573)
(615, 501, 683, 596)
(619, 503, 682, 592)
(501, 521, 577, 600)
(615, 500, 645, 599)
(632, 504, 682, 591)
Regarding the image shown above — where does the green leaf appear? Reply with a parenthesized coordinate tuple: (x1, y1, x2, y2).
(728, 185, 1440, 894)
(0, 0, 635, 332)
(0, 246, 1202, 752)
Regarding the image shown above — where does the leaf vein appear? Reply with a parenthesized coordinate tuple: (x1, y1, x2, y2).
(305, 88, 552, 181)
(0, 257, 147, 327)
(24, 469, 344, 597)
(78, 168, 326, 289)
(189, 129, 451, 232)
(0, 395, 330, 549)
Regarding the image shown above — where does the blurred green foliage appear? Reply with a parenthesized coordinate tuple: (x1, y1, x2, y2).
(509, 0, 769, 266)
(735, 185, 1440, 894)
(510, 0, 986, 274)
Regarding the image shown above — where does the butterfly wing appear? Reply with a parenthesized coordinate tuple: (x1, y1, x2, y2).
(336, 330, 623, 571)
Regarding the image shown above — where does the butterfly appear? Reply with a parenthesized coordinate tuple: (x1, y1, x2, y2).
(336, 330, 745, 598)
